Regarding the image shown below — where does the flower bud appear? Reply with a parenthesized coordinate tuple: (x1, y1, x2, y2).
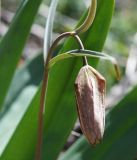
(75, 65, 106, 145)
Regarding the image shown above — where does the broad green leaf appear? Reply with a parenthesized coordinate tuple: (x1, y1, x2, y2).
(0, 0, 42, 110)
(0, 0, 114, 159)
(59, 85, 137, 160)
(3, 54, 43, 113)
(0, 54, 43, 156)
(0, 90, 41, 160)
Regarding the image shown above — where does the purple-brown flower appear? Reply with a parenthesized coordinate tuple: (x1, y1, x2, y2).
(75, 65, 106, 145)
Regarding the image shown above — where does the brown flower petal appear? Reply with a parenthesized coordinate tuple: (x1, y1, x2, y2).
(75, 65, 106, 145)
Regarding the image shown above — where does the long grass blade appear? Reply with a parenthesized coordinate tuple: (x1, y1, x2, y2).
(0, 0, 42, 110)
(44, 0, 59, 62)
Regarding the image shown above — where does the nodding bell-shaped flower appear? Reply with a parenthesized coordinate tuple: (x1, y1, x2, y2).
(75, 65, 106, 145)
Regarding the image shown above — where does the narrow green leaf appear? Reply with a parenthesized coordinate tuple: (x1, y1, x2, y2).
(0, 0, 114, 159)
(49, 49, 117, 69)
(59, 85, 137, 160)
(75, 0, 97, 33)
(49, 49, 120, 79)
(44, 0, 59, 61)
(0, 0, 42, 110)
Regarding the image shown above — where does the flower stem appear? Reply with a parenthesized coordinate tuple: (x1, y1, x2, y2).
(35, 32, 85, 160)
(35, 1, 97, 158)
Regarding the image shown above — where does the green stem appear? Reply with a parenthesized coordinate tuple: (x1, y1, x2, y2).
(35, 32, 85, 160)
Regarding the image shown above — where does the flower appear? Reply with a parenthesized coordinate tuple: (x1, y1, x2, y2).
(75, 65, 106, 145)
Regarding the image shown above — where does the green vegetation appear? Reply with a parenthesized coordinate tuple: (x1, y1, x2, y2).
(0, 0, 137, 160)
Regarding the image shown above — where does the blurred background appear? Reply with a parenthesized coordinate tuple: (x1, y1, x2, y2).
(0, 0, 137, 153)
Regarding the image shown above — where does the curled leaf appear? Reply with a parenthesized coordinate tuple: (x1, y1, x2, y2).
(49, 49, 120, 80)
(75, 65, 106, 145)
